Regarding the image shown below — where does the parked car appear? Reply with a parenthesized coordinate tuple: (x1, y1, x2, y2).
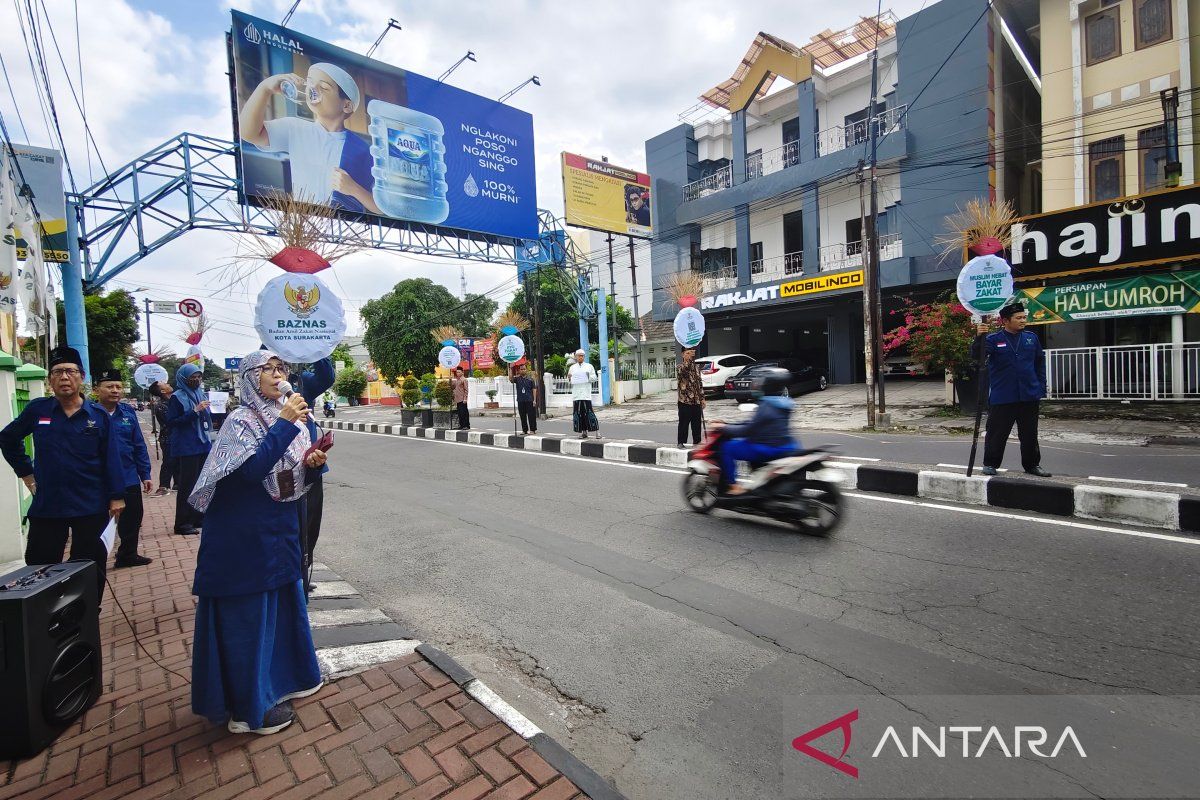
(695, 353, 756, 396)
(884, 355, 929, 377)
(723, 359, 828, 402)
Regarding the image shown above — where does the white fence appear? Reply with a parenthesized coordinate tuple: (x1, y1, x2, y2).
(1046, 342, 1200, 401)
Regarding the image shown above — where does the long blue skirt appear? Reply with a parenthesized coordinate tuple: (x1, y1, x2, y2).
(191, 580, 321, 727)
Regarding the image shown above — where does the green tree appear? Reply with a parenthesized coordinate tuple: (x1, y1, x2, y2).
(330, 341, 353, 366)
(507, 271, 635, 361)
(360, 278, 498, 379)
(52, 289, 140, 375)
(334, 367, 368, 401)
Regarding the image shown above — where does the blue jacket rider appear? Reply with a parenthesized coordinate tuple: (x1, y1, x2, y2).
(716, 368, 798, 494)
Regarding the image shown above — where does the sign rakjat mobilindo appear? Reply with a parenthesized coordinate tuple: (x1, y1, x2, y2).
(673, 306, 705, 347)
(1015, 270, 1200, 323)
(496, 335, 525, 364)
(956, 254, 1014, 316)
(230, 10, 537, 241)
(254, 273, 346, 363)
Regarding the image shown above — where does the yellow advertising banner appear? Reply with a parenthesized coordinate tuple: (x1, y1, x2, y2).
(561, 152, 652, 238)
(779, 270, 864, 298)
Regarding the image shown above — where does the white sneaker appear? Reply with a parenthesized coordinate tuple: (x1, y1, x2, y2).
(279, 681, 325, 702)
(228, 702, 295, 735)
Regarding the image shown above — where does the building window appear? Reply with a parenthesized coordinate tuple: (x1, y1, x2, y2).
(1089, 136, 1125, 201)
(1085, 7, 1121, 65)
(1134, 0, 1171, 49)
(1138, 125, 1168, 192)
(845, 218, 863, 255)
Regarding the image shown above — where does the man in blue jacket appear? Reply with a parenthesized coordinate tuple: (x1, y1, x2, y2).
(974, 302, 1051, 477)
(0, 347, 126, 599)
(96, 369, 154, 568)
(711, 367, 798, 495)
(166, 363, 212, 535)
(293, 357, 334, 588)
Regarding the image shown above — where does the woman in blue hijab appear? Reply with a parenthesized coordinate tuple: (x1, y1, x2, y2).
(166, 363, 212, 535)
(189, 350, 328, 735)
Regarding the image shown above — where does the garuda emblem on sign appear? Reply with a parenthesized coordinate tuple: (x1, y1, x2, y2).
(284, 281, 320, 318)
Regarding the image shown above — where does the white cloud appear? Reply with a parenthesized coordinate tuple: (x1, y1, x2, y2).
(1, 0, 928, 362)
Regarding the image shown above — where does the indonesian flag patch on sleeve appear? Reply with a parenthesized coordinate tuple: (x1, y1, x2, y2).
(38, 417, 51, 425)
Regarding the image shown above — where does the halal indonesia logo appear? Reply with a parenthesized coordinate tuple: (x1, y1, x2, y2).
(243, 19, 304, 54)
(792, 709, 1086, 779)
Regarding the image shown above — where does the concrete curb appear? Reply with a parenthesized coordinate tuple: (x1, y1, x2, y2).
(323, 419, 1200, 534)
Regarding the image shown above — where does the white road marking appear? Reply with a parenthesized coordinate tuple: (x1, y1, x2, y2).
(844, 492, 1200, 546)
(316, 639, 421, 679)
(465, 679, 542, 739)
(834, 456, 881, 462)
(1087, 476, 1189, 488)
(337, 428, 1199, 545)
(307, 607, 391, 628)
(936, 463, 1008, 472)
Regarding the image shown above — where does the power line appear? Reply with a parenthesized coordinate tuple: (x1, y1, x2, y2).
(19, 0, 77, 192)
(0, 51, 30, 143)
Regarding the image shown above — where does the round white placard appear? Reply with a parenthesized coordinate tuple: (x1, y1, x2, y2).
(438, 345, 463, 369)
(496, 335, 526, 364)
(673, 306, 706, 347)
(956, 254, 1014, 316)
(254, 273, 346, 363)
(133, 362, 169, 389)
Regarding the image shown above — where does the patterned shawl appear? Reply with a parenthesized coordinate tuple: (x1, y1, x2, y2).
(189, 349, 313, 513)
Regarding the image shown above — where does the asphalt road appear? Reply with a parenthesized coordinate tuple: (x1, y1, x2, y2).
(319, 429, 1200, 799)
(333, 404, 1200, 487)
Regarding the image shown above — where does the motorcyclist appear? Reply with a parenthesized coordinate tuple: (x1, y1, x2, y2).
(710, 367, 797, 495)
(322, 390, 335, 413)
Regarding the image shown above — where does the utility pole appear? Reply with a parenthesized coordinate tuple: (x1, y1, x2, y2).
(143, 297, 153, 352)
(607, 234, 619, 392)
(627, 236, 644, 398)
(865, 30, 887, 427)
(531, 268, 546, 415)
(858, 164, 876, 430)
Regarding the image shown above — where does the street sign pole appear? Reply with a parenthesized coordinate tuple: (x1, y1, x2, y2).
(143, 297, 153, 352)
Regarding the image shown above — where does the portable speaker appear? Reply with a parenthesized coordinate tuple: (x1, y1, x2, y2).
(0, 561, 102, 760)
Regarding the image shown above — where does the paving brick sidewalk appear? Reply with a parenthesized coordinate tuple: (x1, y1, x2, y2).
(1, 482, 594, 800)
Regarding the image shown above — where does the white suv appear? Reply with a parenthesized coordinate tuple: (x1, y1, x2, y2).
(695, 354, 756, 397)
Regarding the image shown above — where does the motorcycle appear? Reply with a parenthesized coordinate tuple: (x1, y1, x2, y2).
(323, 400, 336, 418)
(682, 428, 845, 535)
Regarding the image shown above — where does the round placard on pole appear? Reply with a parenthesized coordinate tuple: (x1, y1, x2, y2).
(254, 273, 346, 363)
(956, 254, 1014, 317)
(438, 345, 463, 369)
(673, 306, 705, 348)
(133, 362, 169, 389)
(497, 335, 526, 364)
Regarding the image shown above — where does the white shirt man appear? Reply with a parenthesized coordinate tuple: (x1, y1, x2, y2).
(567, 359, 596, 401)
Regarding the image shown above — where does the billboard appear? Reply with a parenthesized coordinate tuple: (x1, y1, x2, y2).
(230, 11, 537, 241)
(4, 144, 67, 262)
(561, 152, 651, 238)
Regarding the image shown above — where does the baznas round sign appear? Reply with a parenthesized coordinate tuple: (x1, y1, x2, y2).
(673, 307, 705, 347)
(438, 345, 463, 369)
(133, 362, 169, 389)
(254, 273, 346, 363)
(956, 254, 1014, 316)
(496, 334, 525, 364)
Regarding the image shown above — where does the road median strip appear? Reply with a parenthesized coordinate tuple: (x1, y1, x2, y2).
(324, 419, 1200, 534)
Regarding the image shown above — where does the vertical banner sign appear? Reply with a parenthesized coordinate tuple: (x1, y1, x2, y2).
(561, 153, 652, 238)
(231, 11, 537, 240)
(956, 254, 1014, 316)
(0, 149, 20, 316)
(6, 144, 68, 262)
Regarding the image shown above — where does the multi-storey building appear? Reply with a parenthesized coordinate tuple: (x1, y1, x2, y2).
(646, 1, 1041, 383)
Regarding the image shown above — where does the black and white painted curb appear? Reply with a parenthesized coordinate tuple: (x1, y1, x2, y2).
(309, 561, 627, 800)
(320, 419, 1200, 534)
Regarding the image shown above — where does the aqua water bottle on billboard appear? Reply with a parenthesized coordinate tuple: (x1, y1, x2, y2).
(367, 99, 449, 224)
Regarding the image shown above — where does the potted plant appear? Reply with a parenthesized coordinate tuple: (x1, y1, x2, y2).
(400, 373, 421, 426)
(484, 388, 499, 409)
(419, 373, 436, 427)
(431, 378, 456, 428)
(883, 295, 982, 413)
(333, 366, 369, 409)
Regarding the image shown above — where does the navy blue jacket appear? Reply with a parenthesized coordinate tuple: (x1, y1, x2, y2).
(192, 418, 318, 597)
(300, 358, 335, 477)
(724, 396, 796, 448)
(0, 396, 126, 517)
(166, 366, 213, 458)
(976, 328, 1046, 405)
(107, 403, 152, 489)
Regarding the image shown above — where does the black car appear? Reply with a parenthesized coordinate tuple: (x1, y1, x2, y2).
(723, 359, 828, 402)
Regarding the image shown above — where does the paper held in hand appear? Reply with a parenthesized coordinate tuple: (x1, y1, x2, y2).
(207, 391, 229, 415)
(100, 517, 117, 555)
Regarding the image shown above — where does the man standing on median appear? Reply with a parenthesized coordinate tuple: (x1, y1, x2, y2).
(974, 302, 1051, 477)
(509, 362, 538, 435)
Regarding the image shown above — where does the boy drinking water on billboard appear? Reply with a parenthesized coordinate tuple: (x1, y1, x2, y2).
(240, 63, 380, 215)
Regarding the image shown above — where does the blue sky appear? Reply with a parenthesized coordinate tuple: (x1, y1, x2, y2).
(2, 0, 926, 362)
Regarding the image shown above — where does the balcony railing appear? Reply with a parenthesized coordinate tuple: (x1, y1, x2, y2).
(818, 233, 902, 272)
(816, 104, 907, 158)
(751, 250, 805, 283)
(746, 141, 800, 181)
(683, 166, 733, 201)
(700, 266, 737, 293)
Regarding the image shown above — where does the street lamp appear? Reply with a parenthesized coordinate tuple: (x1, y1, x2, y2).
(498, 76, 540, 104)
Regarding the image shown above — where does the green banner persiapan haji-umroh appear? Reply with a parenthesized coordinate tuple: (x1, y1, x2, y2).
(1015, 271, 1200, 324)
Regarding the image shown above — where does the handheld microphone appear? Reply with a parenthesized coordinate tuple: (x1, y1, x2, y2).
(276, 380, 295, 397)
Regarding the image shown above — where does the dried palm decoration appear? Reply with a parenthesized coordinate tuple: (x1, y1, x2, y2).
(431, 325, 463, 346)
(492, 309, 530, 335)
(936, 198, 1018, 263)
(183, 313, 212, 346)
(134, 345, 173, 364)
(662, 270, 704, 309)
